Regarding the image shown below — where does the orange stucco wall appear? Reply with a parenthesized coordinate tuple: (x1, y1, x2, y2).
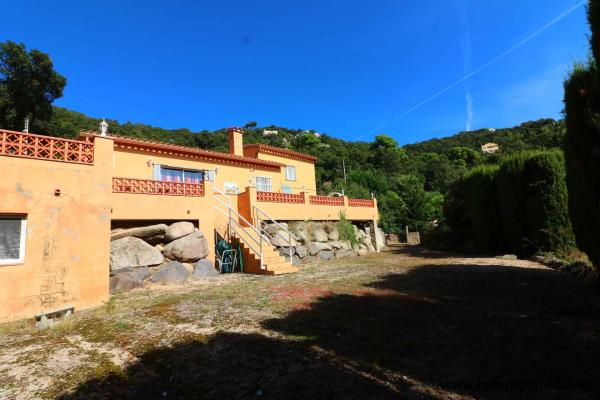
(0, 136, 113, 323)
(112, 148, 285, 194)
(253, 152, 317, 194)
(1, 130, 378, 323)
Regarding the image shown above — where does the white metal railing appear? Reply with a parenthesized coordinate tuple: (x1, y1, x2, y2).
(213, 186, 269, 270)
(252, 205, 299, 260)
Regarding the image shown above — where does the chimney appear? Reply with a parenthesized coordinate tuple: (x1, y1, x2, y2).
(227, 127, 244, 157)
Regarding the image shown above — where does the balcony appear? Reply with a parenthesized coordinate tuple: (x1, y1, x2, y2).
(256, 191, 305, 204)
(112, 177, 204, 196)
(242, 188, 377, 222)
(0, 129, 94, 165)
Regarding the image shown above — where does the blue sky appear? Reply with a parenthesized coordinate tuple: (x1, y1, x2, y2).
(0, 0, 590, 145)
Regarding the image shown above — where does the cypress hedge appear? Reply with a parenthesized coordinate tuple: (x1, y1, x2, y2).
(444, 150, 574, 257)
(563, 0, 600, 267)
(496, 152, 530, 253)
(464, 165, 504, 254)
(522, 151, 575, 256)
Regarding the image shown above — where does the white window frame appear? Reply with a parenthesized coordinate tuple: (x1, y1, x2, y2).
(0, 215, 27, 266)
(255, 176, 272, 192)
(285, 165, 296, 181)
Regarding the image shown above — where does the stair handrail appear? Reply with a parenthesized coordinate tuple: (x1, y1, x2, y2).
(252, 205, 299, 260)
(212, 185, 231, 206)
(214, 205, 265, 270)
(213, 185, 269, 241)
(213, 185, 269, 270)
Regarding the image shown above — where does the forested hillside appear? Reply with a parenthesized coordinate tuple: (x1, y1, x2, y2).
(23, 106, 565, 236)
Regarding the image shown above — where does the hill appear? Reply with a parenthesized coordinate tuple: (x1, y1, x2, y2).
(24, 106, 565, 234)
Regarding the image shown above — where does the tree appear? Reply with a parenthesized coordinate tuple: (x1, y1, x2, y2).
(368, 135, 406, 175)
(294, 133, 320, 152)
(447, 146, 482, 169)
(389, 174, 443, 233)
(244, 121, 257, 129)
(0, 41, 66, 130)
(563, 0, 600, 267)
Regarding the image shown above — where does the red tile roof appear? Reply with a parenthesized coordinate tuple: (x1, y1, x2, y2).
(79, 131, 283, 170)
(243, 143, 317, 163)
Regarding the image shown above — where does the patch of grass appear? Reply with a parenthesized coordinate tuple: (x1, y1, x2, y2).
(102, 295, 119, 316)
(337, 211, 359, 246)
(47, 317, 77, 338)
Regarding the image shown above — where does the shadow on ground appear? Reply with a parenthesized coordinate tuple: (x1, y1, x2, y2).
(61, 260, 600, 400)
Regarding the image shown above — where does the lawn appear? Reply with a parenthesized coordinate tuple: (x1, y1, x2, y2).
(1, 247, 599, 399)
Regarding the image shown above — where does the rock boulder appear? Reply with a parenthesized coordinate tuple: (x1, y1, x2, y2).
(162, 231, 209, 262)
(193, 259, 219, 277)
(308, 241, 333, 255)
(335, 249, 357, 258)
(295, 245, 308, 258)
(109, 267, 150, 294)
(319, 251, 335, 261)
(110, 237, 164, 271)
(270, 230, 297, 247)
(110, 224, 167, 241)
(311, 224, 329, 242)
(165, 222, 195, 242)
(328, 228, 339, 241)
(148, 261, 190, 284)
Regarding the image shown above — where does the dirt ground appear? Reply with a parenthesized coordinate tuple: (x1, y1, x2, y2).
(1, 247, 599, 400)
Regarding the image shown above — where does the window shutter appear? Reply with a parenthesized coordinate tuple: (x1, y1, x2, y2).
(153, 164, 162, 181)
(206, 170, 216, 182)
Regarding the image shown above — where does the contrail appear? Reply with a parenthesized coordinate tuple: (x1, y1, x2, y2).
(465, 92, 473, 131)
(355, 0, 586, 140)
(457, 0, 473, 131)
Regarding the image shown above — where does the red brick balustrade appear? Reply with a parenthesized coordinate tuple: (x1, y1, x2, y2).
(257, 191, 305, 203)
(309, 195, 344, 206)
(0, 129, 94, 164)
(348, 198, 375, 207)
(112, 177, 204, 196)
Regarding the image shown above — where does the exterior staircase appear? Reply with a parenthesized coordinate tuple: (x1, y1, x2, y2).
(230, 226, 298, 275)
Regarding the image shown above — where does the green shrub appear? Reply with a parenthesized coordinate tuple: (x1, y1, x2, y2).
(521, 151, 575, 256)
(442, 175, 471, 250)
(496, 152, 531, 253)
(337, 211, 358, 246)
(563, 0, 600, 267)
(464, 165, 504, 254)
(497, 151, 575, 257)
(443, 150, 574, 257)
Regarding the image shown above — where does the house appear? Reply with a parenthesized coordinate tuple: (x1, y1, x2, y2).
(481, 142, 499, 154)
(0, 126, 379, 323)
(262, 129, 278, 136)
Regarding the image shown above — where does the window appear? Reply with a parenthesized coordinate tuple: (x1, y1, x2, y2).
(0, 216, 27, 265)
(157, 166, 203, 184)
(281, 184, 293, 194)
(255, 176, 272, 192)
(224, 181, 239, 194)
(285, 165, 296, 181)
